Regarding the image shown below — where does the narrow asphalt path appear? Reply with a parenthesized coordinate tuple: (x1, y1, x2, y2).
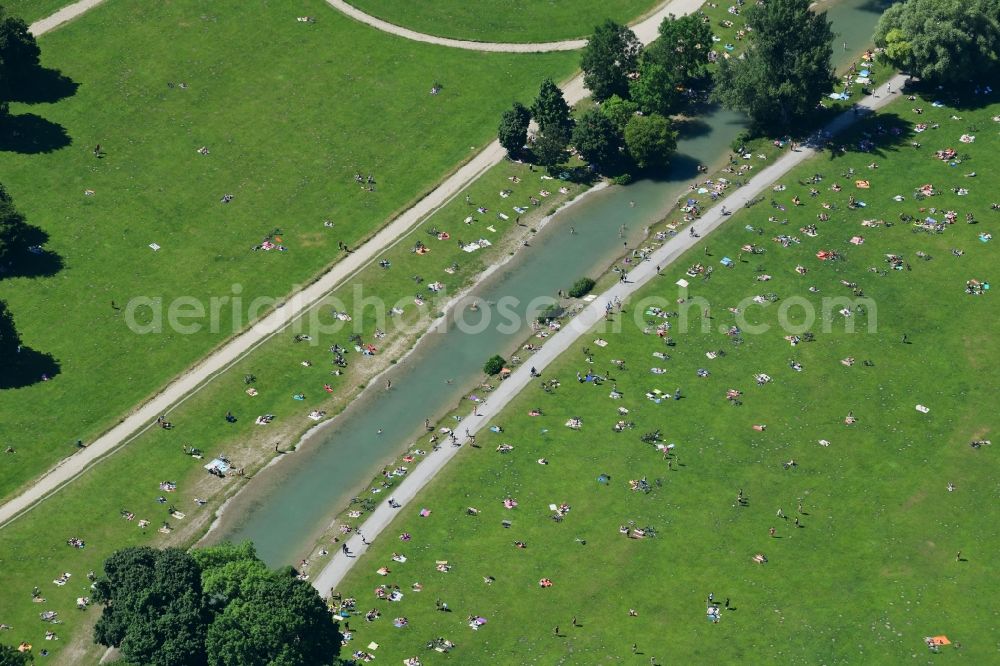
(323, 0, 683, 52)
(0, 0, 703, 529)
(311, 74, 910, 596)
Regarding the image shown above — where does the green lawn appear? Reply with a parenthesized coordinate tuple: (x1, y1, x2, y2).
(3, 0, 67, 25)
(332, 94, 1000, 662)
(0, 151, 593, 662)
(0, 0, 577, 499)
(345, 0, 661, 43)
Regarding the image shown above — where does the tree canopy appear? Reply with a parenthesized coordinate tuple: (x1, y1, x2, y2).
(0, 643, 32, 666)
(874, 0, 1000, 85)
(580, 19, 641, 101)
(483, 354, 506, 375)
(599, 94, 640, 133)
(572, 108, 622, 171)
(531, 78, 574, 135)
(93, 543, 341, 666)
(497, 101, 531, 157)
(0, 7, 40, 93)
(532, 124, 571, 172)
(713, 0, 834, 132)
(93, 547, 209, 666)
(646, 14, 714, 83)
(0, 194, 33, 267)
(0, 299, 22, 358)
(624, 113, 677, 169)
(629, 57, 682, 116)
(200, 553, 339, 666)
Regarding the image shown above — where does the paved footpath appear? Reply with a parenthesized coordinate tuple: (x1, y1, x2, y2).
(311, 74, 909, 595)
(0, 0, 702, 529)
(28, 0, 105, 35)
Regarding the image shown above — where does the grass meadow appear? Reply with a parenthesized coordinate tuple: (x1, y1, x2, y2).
(331, 92, 1000, 663)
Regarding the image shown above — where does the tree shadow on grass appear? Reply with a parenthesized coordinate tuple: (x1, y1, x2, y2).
(0, 112, 71, 154)
(2, 247, 64, 279)
(0, 225, 64, 280)
(825, 112, 912, 161)
(0, 346, 60, 389)
(3, 67, 79, 105)
(904, 77, 1000, 113)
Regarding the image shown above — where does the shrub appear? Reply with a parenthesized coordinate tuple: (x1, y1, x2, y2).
(568, 277, 596, 298)
(730, 130, 752, 153)
(483, 355, 506, 375)
(535, 303, 565, 322)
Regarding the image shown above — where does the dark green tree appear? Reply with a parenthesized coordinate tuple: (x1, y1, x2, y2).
(624, 113, 677, 169)
(0, 7, 40, 88)
(599, 94, 640, 133)
(580, 20, 642, 101)
(571, 108, 622, 170)
(713, 0, 834, 132)
(196, 542, 340, 666)
(646, 14, 714, 82)
(874, 0, 1000, 85)
(629, 57, 683, 116)
(531, 78, 573, 135)
(532, 125, 570, 172)
(568, 277, 596, 298)
(0, 299, 20, 358)
(93, 547, 209, 666)
(483, 355, 506, 375)
(497, 101, 531, 156)
(0, 196, 33, 266)
(0, 643, 32, 666)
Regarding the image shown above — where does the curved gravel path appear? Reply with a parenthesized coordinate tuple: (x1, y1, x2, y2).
(324, 0, 676, 52)
(310, 75, 910, 596)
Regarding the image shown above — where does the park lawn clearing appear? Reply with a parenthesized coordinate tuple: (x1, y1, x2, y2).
(0, 156, 590, 661)
(0, 0, 578, 499)
(331, 93, 1000, 662)
(345, 0, 661, 43)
